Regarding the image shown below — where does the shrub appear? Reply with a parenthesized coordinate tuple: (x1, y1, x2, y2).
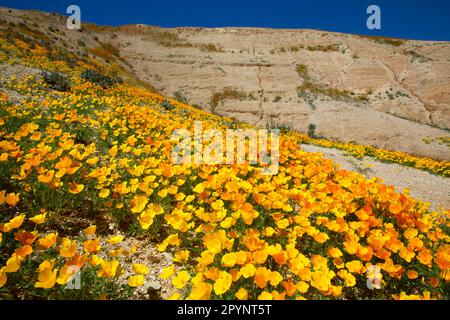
(296, 64, 310, 81)
(41, 70, 71, 92)
(273, 96, 282, 103)
(305, 44, 341, 52)
(359, 35, 406, 46)
(198, 43, 223, 53)
(160, 100, 176, 111)
(308, 123, 317, 138)
(266, 118, 291, 133)
(210, 88, 247, 114)
(173, 91, 189, 104)
(80, 70, 122, 89)
(297, 82, 368, 104)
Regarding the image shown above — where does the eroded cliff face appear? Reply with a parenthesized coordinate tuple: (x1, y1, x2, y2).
(119, 27, 450, 159)
(1, 7, 449, 159)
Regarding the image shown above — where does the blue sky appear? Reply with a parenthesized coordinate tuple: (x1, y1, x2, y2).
(1, 0, 450, 41)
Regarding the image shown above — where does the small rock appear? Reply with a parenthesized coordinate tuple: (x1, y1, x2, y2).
(162, 253, 172, 263)
(147, 280, 161, 290)
(148, 255, 161, 263)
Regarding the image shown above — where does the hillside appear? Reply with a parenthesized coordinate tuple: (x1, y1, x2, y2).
(1, 7, 449, 159)
(0, 7, 449, 301)
(123, 27, 450, 156)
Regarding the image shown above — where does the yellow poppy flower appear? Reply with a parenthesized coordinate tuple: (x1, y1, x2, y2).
(29, 211, 47, 224)
(59, 238, 77, 258)
(68, 183, 84, 194)
(132, 264, 149, 275)
(5, 254, 22, 273)
(235, 288, 249, 300)
(240, 264, 256, 278)
(221, 253, 237, 268)
(1, 214, 26, 233)
(5, 193, 20, 206)
(107, 235, 125, 245)
(173, 250, 190, 263)
(130, 194, 148, 213)
(258, 291, 273, 300)
(128, 275, 145, 287)
(98, 260, 120, 278)
(56, 265, 79, 285)
(84, 225, 96, 235)
(83, 239, 101, 253)
(327, 247, 343, 258)
(346, 260, 365, 274)
(160, 265, 175, 279)
(0, 267, 7, 288)
(0, 190, 5, 204)
(172, 270, 190, 289)
(213, 271, 232, 295)
(187, 282, 212, 300)
(35, 260, 58, 289)
(99, 188, 110, 198)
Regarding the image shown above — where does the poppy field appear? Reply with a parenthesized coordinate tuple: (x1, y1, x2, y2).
(0, 31, 449, 300)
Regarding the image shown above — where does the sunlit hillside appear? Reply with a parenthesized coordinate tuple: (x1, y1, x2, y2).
(0, 14, 449, 300)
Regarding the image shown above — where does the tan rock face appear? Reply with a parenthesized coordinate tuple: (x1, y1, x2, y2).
(114, 27, 450, 159)
(1, 8, 449, 159)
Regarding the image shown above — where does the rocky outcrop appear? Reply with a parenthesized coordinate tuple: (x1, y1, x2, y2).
(115, 27, 450, 159)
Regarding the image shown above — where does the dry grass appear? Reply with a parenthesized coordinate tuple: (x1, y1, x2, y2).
(210, 87, 247, 113)
(297, 82, 369, 102)
(84, 24, 223, 52)
(296, 64, 310, 81)
(359, 35, 406, 46)
(284, 44, 342, 53)
(14, 22, 51, 42)
(305, 44, 341, 52)
(89, 42, 120, 61)
(295, 64, 368, 103)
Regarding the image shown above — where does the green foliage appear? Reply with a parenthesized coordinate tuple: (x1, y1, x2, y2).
(41, 70, 71, 92)
(80, 70, 122, 89)
(160, 99, 176, 111)
(174, 91, 189, 104)
(404, 50, 431, 63)
(308, 123, 317, 138)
